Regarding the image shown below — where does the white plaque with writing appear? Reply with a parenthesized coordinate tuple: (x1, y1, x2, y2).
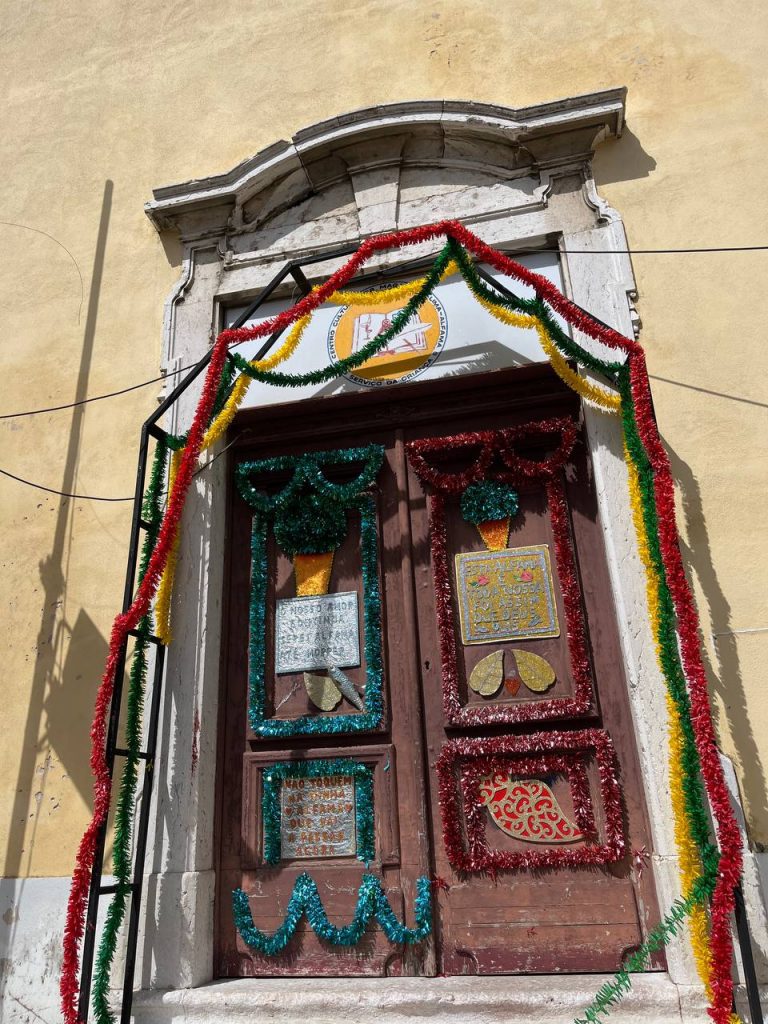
(275, 591, 360, 674)
(279, 774, 357, 859)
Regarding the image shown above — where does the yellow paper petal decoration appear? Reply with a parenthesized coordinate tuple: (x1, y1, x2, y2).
(468, 650, 504, 697)
(511, 648, 556, 693)
(304, 673, 343, 711)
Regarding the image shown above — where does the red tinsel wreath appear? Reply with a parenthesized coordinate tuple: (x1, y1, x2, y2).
(436, 729, 626, 873)
(407, 423, 593, 727)
(406, 418, 578, 493)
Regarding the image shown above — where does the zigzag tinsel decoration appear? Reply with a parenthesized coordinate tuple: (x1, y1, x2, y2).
(232, 873, 432, 954)
(62, 220, 742, 1024)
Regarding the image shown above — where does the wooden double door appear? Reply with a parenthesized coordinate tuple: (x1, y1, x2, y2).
(215, 366, 661, 979)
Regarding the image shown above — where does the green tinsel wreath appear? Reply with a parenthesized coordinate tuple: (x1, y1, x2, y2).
(459, 480, 519, 524)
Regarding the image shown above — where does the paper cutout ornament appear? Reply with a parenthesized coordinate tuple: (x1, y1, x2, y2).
(478, 774, 583, 844)
(476, 519, 511, 552)
(294, 551, 335, 597)
(468, 650, 504, 696)
(303, 673, 343, 711)
(469, 649, 556, 698)
(303, 667, 364, 712)
(512, 649, 556, 693)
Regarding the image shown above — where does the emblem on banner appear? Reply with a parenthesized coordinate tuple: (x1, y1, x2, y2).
(327, 293, 447, 386)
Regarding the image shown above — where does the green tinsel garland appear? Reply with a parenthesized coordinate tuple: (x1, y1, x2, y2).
(231, 245, 453, 387)
(262, 758, 375, 865)
(441, 247, 719, 1017)
(166, 355, 238, 451)
(459, 480, 519, 525)
(236, 445, 384, 513)
(574, 876, 714, 1024)
(618, 367, 716, 868)
(446, 239, 625, 380)
(91, 439, 168, 1024)
(88, 243, 718, 1021)
(232, 872, 432, 954)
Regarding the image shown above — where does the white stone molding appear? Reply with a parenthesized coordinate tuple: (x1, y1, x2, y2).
(129, 91, 756, 1021)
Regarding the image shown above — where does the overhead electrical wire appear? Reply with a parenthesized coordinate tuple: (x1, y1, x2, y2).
(2, 241, 767, 501)
(2, 242, 767, 423)
(0, 432, 245, 503)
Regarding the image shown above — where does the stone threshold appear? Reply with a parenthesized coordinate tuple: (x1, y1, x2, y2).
(131, 973, 714, 1024)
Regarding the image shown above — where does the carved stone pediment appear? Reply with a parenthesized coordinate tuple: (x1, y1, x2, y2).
(145, 92, 626, 246)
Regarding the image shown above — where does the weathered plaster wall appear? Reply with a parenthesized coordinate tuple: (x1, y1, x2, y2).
(0, 0, 765, 917)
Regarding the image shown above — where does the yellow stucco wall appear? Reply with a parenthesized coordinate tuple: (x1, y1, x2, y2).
(1, 1, 766, 878)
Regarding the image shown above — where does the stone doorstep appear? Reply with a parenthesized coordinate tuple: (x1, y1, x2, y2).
(131, 974, 713, 1024)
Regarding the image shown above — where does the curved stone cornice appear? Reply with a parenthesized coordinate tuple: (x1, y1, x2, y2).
(145, 90, 626, 234)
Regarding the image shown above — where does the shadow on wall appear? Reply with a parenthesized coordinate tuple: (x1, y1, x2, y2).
(2, 183, 114, 979)
(665, 440, 768, 846)
(592, 126, 657, 186)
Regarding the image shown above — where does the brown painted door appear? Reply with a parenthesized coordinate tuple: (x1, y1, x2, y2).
(216, 430, 436, 978)
(215, 366, 661, 979)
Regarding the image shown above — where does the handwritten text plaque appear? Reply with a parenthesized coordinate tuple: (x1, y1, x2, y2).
(279, 774, 356, 859)
(275, 591, 360, 674)
(455, 544, 560, 645)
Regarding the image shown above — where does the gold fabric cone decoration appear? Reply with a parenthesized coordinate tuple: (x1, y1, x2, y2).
(294, 551, 334, 596)
(477, 518, 510, 552)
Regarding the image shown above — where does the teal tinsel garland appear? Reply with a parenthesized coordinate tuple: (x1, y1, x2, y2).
(459, 480, 519, 525)
(232, 873, 432, 954)
(239, 445, 386, 737)
(262, 758, 375, 865)
(235, 444, 385, 513)
(273, 494, 349, 556)
(247, 494, 384, 736)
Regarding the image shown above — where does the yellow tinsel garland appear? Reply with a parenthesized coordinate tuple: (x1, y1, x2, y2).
(155, 448, 183, 645)
(472, 291, 621, 412)
(625, 447, 714, 998)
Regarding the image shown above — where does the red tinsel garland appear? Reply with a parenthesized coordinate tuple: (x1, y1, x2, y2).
(62, 220, 738, 1024)
(500, 419, 579, 480)
(216, 220, 640, 359)
(60, 332, 231, 1024)
(406, 418, 577, 492)
(436, 729, 626, 873)
(408, 424, 593, 727)
(628, 351, 741, 1023)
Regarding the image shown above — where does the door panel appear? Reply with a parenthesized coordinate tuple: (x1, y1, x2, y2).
(215, 435, 435, 978)
(405, 412, 662, 975)
(215, 368, 660, 979)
